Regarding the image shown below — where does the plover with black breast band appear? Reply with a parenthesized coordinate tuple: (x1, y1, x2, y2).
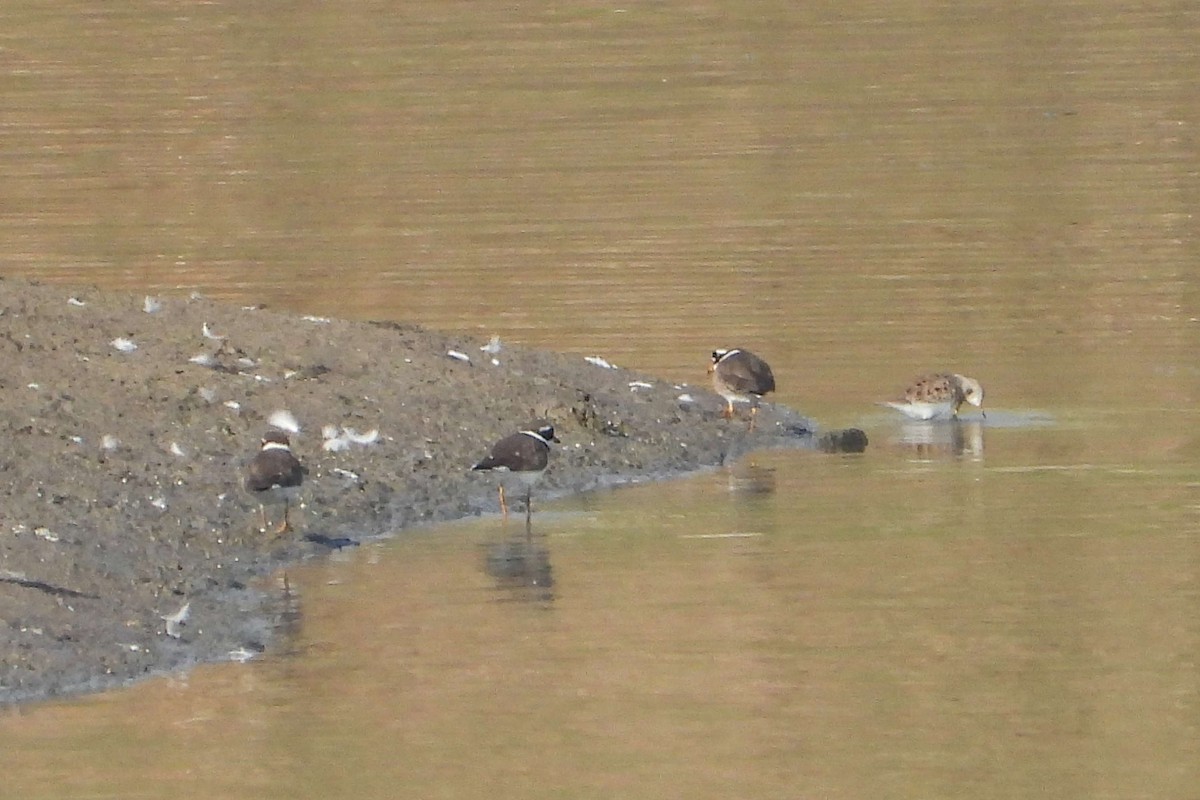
(472, 424, 559, 520)
(709, 348, 776, 431)
(245, 429, 304, 534)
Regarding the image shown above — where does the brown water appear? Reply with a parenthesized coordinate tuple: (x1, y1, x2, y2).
(3, 1, 1200, 797)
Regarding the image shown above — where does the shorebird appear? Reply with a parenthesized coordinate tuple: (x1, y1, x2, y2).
(244, 430, 304, 534)
(884, 373, 985, 420)
(472, 424, 559, 519)
(709, 348, 776, 430)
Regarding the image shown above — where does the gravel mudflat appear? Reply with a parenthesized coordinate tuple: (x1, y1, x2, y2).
(0, 276, 863, 706)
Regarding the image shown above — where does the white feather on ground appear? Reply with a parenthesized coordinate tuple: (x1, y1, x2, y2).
(322, 425, 381, 452)
(267, 409, 301, 433)
(161, 602, 190, 639)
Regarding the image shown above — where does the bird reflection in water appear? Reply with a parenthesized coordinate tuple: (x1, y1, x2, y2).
(894, 418, 985, 460)
(726, 462, 777, 496)
(262, 572, 305, 660)
(482, 517, 554, 605)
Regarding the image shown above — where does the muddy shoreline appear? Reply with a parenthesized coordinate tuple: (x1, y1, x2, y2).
(0, 277, 863, 706)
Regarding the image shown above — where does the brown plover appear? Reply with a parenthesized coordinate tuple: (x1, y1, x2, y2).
(709, 348, 776, 430)
(244, 429, 304, 533)
(472, 425, 558, 519)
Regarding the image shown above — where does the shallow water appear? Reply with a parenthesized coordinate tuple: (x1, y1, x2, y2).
(4, 437, 1199, 798)
(3, 0, 1200, 797)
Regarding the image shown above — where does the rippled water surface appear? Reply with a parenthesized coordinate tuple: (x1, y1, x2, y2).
(3, 1, 1200, 797)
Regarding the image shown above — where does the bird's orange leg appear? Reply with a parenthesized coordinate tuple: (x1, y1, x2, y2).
(273, 500, 292, 534)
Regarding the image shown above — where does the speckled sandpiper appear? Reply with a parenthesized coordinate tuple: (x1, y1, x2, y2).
(884, 373, 985, 420)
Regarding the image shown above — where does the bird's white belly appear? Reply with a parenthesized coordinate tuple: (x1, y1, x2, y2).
(885, 400, 955, 420)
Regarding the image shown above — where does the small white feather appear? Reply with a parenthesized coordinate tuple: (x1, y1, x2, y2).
(267, 409, 300, 433)
(169, 442, 187, 457)
(110, 337, 137, 353)
(322, 435, 351, 452)
(585, 355, 617, 369)
(223, 400, 241, 410)
(34, 526, 60, 542)
(228, 647, 258, 663)
(321, 425, 380, 450)
(150, 497, 168, 510)
(343, 427, 379, 445)
(189, 353, 213, 366)
(481, 335, 502, 355)
(67, 297, 86, 307)
(301, 315, 331, 324)
(202, 322, 225, 340)
(162, 602, 190, 639)
(447, 349, 471, 362)
(629, 381, 653, 390)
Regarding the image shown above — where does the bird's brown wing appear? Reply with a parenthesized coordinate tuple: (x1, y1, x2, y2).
(245, 450, 304, 492)
(904, 374, 956, 404)
(722, 352, 776, 396)
(473, 433, 548, 472)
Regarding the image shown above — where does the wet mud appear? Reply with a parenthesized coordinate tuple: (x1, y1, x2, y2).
(0, 277, 863, 705)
